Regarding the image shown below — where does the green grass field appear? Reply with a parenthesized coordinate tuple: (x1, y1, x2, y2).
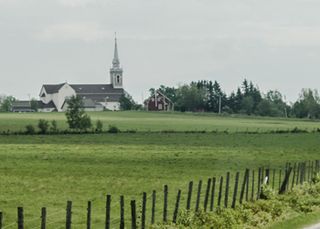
(0, 111, 320, 132)
(0, 112, 320, 228)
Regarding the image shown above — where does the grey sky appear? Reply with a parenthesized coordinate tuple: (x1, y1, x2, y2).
(1, 0, 320, 103)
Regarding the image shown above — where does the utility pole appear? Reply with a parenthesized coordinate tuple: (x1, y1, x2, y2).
(218, 95, 222, 115)
(283, 95, 288, 118)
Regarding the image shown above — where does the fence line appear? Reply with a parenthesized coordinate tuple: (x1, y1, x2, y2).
(0, 159, 318, 229)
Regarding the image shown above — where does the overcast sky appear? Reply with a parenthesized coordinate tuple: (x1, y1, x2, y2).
(1, 0, 320, 103)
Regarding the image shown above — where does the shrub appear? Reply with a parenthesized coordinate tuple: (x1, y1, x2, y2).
(25, 124, 35, 135)
(96, 120, 103, 132)
(50, 120, 58, 133)
(38, 119, 49, 134)
(108, 125, 120, 133)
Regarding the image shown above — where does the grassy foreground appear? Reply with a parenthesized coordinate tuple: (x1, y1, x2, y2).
(0, 133, 320, 228)
(0, 111, 320, 132)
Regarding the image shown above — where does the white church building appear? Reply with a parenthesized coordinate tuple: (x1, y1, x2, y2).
(38, 38, 126, 112)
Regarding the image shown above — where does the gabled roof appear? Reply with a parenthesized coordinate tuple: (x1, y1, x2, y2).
(41, 83, 125, 102)
(38, 101, 56, 109)
(42, 83, 65, 94)
(70, 84, 124, 94)
(145, 90, 174, 104)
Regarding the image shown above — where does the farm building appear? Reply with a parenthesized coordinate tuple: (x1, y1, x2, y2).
(11, 100, 56, 112)
(11, 37, 129, 113)
(145, 90, 174, 111)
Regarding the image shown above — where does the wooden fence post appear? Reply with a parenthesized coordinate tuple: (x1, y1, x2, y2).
(231, 172, 240, 209)
(240, 169, 249, 204)
(151, 190, 156, 224)
(251, 170, 255, 201)
(18, 207, 24, 229)
(303, 162, 306, 183)
(105, 195, 111, 229)
(311, 161, 314, 180)
(66, 201, 72, 229)
(204, 178, 211, 211)
(217, 176, 223, 208)
(120, 196, 125, 229)
(245, 169, 250, 201)
(286, 163, 291, 190)
(172, 190, 181, 223)
(257, 168, 261, 200)
(141, 192, 147, 229)
(296, 163, 300, 185)
(300, 163, 304, 184)
(195, 180, 202, 211)
(186, 181, 193, 210)
(279, 169, 282, 191)
(225, 172, 230, 208)
(291, 163, 296, 190)
(131, 200, 137, 229)
(163, 185, 168, 223)
(210, 177, 216, 211)
(0, 211, 2, 229)
(272, 169, 275, 189)
(279, 167, 292, 194)
(308, 160, 311, 182)
(41, 207, 46, 229)
(86, 202, 91, 229)
(299, 163, 303, 184)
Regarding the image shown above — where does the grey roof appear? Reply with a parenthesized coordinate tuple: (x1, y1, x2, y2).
(70, 84, 124, 94)
(79, 94, 123, 102)
(12, 100, 56, 110)
(41, 83, 125, 102)
(71, 84, 124, 102)
(12, 101, 31, 108)
(42, 83, 65, 94)
(38, 101, 56, 109)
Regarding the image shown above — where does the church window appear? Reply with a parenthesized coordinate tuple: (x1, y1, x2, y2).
(117, 75, 120, 83)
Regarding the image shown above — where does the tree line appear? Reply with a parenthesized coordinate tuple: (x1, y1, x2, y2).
(149, 79, 320, 119)
(1, 80, 320, 119)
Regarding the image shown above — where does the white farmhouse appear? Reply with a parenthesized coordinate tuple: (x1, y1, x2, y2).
(38, 38, 126, 112)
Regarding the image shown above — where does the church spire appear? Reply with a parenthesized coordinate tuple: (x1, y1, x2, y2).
(112, 34, 120, 68)
(110, 34, 123, 89)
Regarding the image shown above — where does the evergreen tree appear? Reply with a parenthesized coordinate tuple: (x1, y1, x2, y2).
(65, 95, 92, 131)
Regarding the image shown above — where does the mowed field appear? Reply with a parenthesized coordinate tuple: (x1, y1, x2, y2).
(0, 112, 320, 228)
(0, 111, 320, 132)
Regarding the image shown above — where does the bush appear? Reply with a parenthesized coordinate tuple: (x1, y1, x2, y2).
(38, 119, 49, 134)
(50, 120, 58, 133)
(25, 124, 35, 135)
(96, 120, 103, 132)
(108, 125, 120, 133)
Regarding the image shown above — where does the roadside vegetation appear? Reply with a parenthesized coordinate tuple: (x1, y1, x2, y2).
(153, 177, 320, 229)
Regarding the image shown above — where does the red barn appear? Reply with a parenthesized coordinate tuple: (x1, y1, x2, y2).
(145, 90, 174, 111)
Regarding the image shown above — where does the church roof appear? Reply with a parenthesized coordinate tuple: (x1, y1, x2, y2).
(42, 83, 65, 94)
(38, 100, 56, 109)
(70, 84, 123, 94)
(70, 84, 124, 102)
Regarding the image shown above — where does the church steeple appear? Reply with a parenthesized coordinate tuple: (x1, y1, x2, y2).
(112, 36, 120, 68)
(110, 34, 123, 89)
